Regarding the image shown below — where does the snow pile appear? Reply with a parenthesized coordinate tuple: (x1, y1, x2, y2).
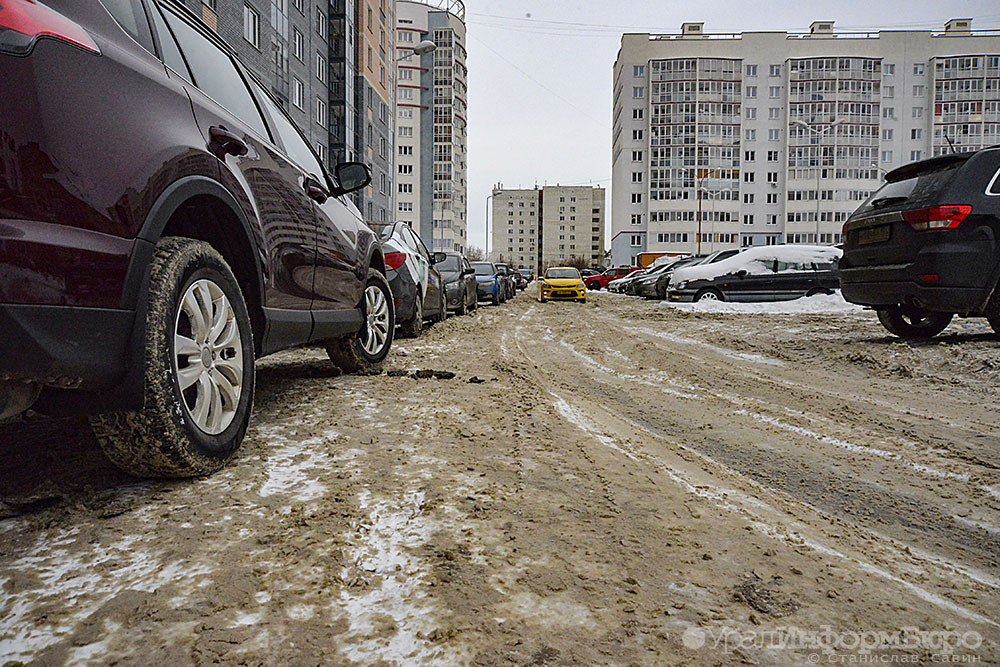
(661, 292, 864, 315)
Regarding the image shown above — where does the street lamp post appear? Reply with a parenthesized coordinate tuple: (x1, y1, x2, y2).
(485, 192, 494, 260)
(791, 118, 844, 244)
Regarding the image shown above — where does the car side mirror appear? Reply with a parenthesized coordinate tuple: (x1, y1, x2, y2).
(462, 268, 475, 276)
(332, 162, 371, 195)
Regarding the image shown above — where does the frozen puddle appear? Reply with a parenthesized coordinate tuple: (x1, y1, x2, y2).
(336, 489, 460, 666)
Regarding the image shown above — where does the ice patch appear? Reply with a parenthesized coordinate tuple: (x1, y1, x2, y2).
(336, 489, 459, 666)
(551, 393, 640, 461)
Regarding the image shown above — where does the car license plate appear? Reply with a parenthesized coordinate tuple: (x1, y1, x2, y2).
(857, 225, 890, 245)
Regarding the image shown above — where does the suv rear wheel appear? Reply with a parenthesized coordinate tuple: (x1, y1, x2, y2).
(876, 305, 953, 339)
(91, 238, 255, 478)
(326, 268, 395, 371)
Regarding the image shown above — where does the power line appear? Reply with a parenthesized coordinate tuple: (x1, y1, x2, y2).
(468, 34, 608, 128)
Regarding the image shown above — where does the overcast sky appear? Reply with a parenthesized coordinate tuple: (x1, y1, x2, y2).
(461, 0, 1000, 252)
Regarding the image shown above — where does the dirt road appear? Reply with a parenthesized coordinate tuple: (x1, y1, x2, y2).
(2, 290, 999, 664)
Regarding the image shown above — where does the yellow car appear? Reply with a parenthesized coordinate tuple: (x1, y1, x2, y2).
(538, 267, 587, 303)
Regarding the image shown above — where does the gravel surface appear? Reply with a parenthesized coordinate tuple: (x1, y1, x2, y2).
(1, 290, 998, 665)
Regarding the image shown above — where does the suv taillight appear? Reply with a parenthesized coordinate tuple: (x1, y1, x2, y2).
(0, 0, 99, 56)
(383, 252, 406, 270)
(901, 205, 972, 232)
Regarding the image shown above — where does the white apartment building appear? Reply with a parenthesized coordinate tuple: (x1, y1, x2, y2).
(491, 185, 605, 272)
(395, 0, 468, 253)
(611, 19, 1000, 266)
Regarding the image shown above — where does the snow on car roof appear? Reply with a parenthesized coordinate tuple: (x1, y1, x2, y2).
(669, 245, 842, 283)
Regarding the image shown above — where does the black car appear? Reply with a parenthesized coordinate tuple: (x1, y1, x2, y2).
(841, 149, 1000, 339)
(378, 222, 447, 337)
(495, 263, 516, 300)
(518, 269, 534, 284)
(635, 250, 743, 300)
(0, 0, 391, 477)
(667, 245, 841, 302)
(434, 252, 478, 315)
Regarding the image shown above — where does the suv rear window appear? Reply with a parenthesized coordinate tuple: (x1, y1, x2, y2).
(855, 164, 961, 216)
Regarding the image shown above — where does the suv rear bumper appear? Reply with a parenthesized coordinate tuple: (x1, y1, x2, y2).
(839, 276, 987, 314)
(0, 304, 134, 391)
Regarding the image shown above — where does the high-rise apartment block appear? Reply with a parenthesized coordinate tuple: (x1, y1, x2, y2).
(181, 0, 395, 225)
(395, 0, 468, 253)
(611, 19, 1000, 266)
(491, 185, 606, 272)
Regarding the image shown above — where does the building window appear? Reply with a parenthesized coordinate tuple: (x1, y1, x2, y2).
(911, 128, 922, 140)
(399, 145, 413, 155)
(292, 28, 303, 62)
(746, 64, 757, 77)
(913, 63, 925, 75)
(912, 107, 923, 119)
(743, 193, 754, 204)
(633, 108, 644, 120)
(768, 129, 780, 141)
(316, 52, 326, 83)
(316, 142, 327, 166)
(242, 4, 259, 48)
(633, 86, 644, 99)
(910, 150, 922, 161)
(292, 0, 303, 12)
(316, 98, 327, 127)
(883, 86, 894, 98)
(745, 129, 756, 141)
(766, 172, 778, 183)
(766, 193, 778, 204)
(631, 150, 643, 161)
(632, 129, 643, 141)
(631, 172, 643, 183)
(633, 65, 645, 77)
(743, 172, 754, 183)
(399, 126, 413, 137)
(767, 150, 778, 162)
(399, 164, 413, 174)
(631, 193, 642, 203)
(882, 129, 893, 141)
(745, 108, 757, 120)
(768, 86, 780, 98)
(744, 150, 755, 161)
(768, 107, 780, 120)
(399, 183, 413, 193)
(912, 85, 925, 97)
(881, 150, 893, 163)
(883, 63, 895, 75)
(743, 214, 754, 225)
(767, 214, 778, 225)
(631, 214, 642, 225)
(292, 77, 304, 109)
(769, 64, 780, 77)
(630, 234, 642, 247)
(745, 85, 757, 98)
(317, 8, 326, 39)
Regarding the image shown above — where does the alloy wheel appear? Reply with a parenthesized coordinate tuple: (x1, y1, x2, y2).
(361, 284, 390, 356)
(174, 279, 243, 435)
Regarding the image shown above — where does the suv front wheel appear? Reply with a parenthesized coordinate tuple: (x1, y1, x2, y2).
(876, 305, 953, 340)
(91, 237, 255, 478)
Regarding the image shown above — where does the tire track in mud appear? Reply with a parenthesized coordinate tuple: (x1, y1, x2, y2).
(508, 298, 1000, 631)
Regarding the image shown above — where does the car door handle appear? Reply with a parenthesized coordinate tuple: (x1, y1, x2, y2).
(208, 125, 248, 157)
(304, 175, 329, 204)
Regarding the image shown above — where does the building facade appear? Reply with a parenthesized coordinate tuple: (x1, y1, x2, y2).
(491, 185, 605, 272)
(183, 0, 394, 226)
(395, 0, 468, 253)
(611, 19, 1000, 266)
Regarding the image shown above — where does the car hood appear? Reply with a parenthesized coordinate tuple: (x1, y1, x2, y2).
(476, 275, 497, 282)
(542, 278, 583, 287)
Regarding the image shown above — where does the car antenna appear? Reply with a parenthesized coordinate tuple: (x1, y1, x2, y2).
(943, 130, 957, 154)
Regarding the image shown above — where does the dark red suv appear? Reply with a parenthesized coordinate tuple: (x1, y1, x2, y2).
(0, 0, 395, 476)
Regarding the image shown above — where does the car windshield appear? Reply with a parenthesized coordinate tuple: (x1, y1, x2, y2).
(471, 262, 495, 276)
(546, 268, 581, 280)
(437, 255, 461, 272)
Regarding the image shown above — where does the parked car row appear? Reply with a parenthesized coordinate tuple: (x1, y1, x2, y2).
(605, 246, 842, 304)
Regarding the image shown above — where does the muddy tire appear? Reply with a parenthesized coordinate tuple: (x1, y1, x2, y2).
(397, 288, 423, 338)
(985, 290, 1000, 338)
(456, 294, 467, 316)
(876, 305, 953, 339)
(90, 237, 255, 478)
(326, 269, 395, 372)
